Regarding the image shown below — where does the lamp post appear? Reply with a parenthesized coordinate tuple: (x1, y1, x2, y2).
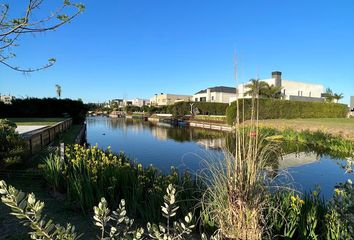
(190, 103, 194, 116)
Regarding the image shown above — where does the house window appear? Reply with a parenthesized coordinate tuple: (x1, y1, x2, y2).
(211, 96, 214, 101)
(298, 91, 300, 96)
(200, 97, 206, 102)
(283, 89, 286, 95)
(309, 91, 311, 97)
(195, 98, 198, 102)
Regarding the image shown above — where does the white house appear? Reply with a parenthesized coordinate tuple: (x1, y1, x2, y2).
(0, 94, 14, 104)
(350, 96, 354, 116)
(150, 93, 192, 106)
(193, 86, 236, 104)
(131, 98, 150, 107)
(236, 71, 325, 102)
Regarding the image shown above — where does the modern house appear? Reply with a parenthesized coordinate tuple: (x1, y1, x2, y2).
(193, 86, 236, 104)
(236, 71, 325, 102)
(350, 96, 354, 116)
(0, 94, 15, 104)
(150, 93, 192, 106)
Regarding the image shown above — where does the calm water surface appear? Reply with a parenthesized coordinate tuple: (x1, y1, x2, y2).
(86, 117, 352, 199)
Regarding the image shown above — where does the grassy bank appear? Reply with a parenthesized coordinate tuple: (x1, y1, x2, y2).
(8, 118, 67, 126)
(254, 118, 354, 140)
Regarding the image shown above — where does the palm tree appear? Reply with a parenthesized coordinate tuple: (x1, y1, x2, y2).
(244, 79, 268, 98)
(333, 93, 344, 103)
(261, 84, 283, 99)
(55, 84, 62, 99)
(323, 88, 334, 103)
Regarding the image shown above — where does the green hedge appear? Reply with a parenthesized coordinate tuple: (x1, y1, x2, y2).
(0, 98, 87, 123)
(226, 99, 348, 125)
(167, 102, 228, 116)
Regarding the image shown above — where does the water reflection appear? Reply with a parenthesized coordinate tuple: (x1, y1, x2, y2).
(86, 117, 352, 199)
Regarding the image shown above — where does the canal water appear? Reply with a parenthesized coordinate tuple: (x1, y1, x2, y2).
(86, 117, 352, 199)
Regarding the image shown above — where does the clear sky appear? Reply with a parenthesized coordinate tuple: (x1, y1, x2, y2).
(0, 0, 353, 104)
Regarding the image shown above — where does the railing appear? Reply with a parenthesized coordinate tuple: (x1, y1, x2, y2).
(21, 119, 73, 154)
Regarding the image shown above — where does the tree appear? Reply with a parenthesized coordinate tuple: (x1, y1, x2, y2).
(323, 88, 343, 103)
(55, 84, 62, 99)
(323, 88, 335, 103)
(245, 79, 269, 98)
(0, 1, 85, 73)
(333, 93, 344, 103)
(261, 84, 283, 99)
(245, 79, 282, 99)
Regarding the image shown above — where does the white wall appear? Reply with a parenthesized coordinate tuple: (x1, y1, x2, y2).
(281, 80, 323, 99)
(236, 78, 324, 101)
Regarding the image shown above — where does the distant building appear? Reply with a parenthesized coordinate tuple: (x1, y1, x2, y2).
(150, 93, 192, 106)
(350, 96, 354, 116)
(131, 98, 150, 107)
(110, 99, 125, 108)
(193, 86, 236, 104)
(236, 71, 325, 102)
(0, 94, 14, 104)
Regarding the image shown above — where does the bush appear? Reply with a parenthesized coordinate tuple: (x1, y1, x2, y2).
(0, 98, 87, 123)
(0, 119, 27, 168)
(226, 99, 348, 125)
(168, 102, 228, 116)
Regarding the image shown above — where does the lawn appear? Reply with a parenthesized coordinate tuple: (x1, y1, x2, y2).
(7, 118, 67, 126)
(255, 118, 354, 140)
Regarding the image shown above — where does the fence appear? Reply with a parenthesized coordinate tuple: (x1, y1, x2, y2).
(21, 119, 73, 154)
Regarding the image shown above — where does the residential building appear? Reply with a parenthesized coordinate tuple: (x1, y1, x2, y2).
(0, 94, 14, 104)
(350, 96, 354, 116)
(193, 86, 236, 104)
(131, 98, 150, 107)
(110, 99, 125, 109)
(150, 93, 192, 106)
(236, 71, 325, 102)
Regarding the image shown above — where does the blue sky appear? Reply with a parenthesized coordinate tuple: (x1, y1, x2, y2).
(0, 0, 353, 103)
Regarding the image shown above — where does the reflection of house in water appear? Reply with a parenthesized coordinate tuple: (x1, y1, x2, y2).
(279, 152, 320, 169)
(196, 138, 225, 150)
(150, 125, 169, 141)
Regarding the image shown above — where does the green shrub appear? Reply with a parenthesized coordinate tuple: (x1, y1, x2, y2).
(168, 102, 228, 116)
(226, 99, 348, 125)
(0, 119, 27, 168)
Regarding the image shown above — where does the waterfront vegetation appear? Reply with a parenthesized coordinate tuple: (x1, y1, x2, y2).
(43, 144, 198, 223)
(193, 115, 227, 123)
(1, 116, 354, 238)
(256, 118, 354, 140)
(226, 99, 348, 125)
(1, 137, 353, 239)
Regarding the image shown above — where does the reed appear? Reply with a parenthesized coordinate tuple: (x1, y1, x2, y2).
(201, 95, 283, 239)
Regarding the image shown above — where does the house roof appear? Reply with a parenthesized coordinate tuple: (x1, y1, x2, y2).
(195, 86, 236, 94)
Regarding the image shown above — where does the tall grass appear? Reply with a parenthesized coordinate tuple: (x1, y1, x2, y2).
(201, 95, 283, 239)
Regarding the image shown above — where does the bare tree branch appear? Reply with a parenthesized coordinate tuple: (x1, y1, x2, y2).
(0, 0, 84, 73)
